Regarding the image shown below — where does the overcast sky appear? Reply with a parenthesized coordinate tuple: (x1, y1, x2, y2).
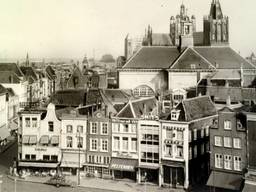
(0, 0, 255, 60)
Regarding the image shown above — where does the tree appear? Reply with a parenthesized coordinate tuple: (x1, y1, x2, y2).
(100, 54, 115, 63)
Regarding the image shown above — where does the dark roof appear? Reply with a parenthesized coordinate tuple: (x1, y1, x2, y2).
(45, 65, 56, 79)
(123, 47, 180, 69)
(117, 104, 134, 118)
(6, 88, 15, 97)
(20, 66, 38, 81)
(102, 89, 130, 104)
(194, 47, 255, 69)
(182, 96, 217, 121)
(50, 89, 86, 107)
(193, 32, 204, 46)
(0, 71, 21, 83)
(0, 63, 24, 77)
(151, 33, 173, 46)
(0, 84, 7, 94)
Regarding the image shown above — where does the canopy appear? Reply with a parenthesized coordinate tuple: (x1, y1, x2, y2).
(110, 158, 137, 171)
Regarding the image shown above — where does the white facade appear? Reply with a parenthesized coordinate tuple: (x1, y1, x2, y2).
(2, 81, 28, 103)
(0, 93, 9, 141)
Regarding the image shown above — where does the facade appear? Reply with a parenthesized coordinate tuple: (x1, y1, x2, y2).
(60, 108, 87, 175)
(18, 103, 61, 173)
(207, 107, 247, 191)
(0, 87, 9, 145)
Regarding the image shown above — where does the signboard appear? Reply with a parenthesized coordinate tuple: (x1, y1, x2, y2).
(35, 148, 47, 152)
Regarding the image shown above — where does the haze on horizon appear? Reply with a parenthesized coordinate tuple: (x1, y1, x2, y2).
(0, 0, 255, 60)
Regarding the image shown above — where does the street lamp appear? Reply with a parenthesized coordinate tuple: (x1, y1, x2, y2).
(76, 130, 81, 185)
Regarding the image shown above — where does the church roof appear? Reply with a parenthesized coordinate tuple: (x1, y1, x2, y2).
(151, 33, 173, 46)
(122, 47, 180, 69)
(194, 47, 256, 69)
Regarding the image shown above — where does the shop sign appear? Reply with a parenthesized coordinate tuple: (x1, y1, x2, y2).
(35, 148, 47, 151)
(111, 164, 134, 171)
(117, 152, 132, 158)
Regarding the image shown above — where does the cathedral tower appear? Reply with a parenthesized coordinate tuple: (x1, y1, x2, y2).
(203, 0, 229, 46)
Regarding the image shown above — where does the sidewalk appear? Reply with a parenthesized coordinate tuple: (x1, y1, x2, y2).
(8, 174, 186, 192)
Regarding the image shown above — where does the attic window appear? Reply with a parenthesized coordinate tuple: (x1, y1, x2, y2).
(171, 109, 180, 121)
(190, 64, 196, 69)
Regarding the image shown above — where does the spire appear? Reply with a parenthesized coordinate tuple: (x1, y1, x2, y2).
(210, 0, 223, 19)
(25, 53, 30, 67)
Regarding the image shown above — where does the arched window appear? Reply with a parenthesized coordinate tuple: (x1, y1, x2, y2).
(133, 85, 154, 98)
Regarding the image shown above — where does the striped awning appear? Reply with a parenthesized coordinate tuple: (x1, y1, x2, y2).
(18, 161, 58, 168)
(22, 135, 30, 144)
(40, 135, 49, 144)
(50, 136, 59, 145)
(29, 136, 37, 144)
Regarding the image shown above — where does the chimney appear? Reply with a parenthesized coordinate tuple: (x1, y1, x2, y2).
(226, 95, 231, 106)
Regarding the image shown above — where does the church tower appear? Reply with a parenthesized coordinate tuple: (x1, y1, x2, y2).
(203, 0, 229, 46)
(169, 4, 196, 48)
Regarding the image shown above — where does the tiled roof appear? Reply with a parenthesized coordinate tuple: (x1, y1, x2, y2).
(117, 104, 134, 118)
(151, 33, 173, 46)
(0, 63, 24, 77)
(194, 47, 255, 69)
(102, 89, 130, 104)
(50, 89, 86, 107)
(211, 69, 241, 79)
(0, 71, 21, 83)
(122, 47, 180, 69)
(20, 66, 38, 81)
(182, 96, 217, 121)
(193, 32, 204, 46)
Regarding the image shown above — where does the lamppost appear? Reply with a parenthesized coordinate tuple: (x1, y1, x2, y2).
(0, 174, 2, 192)
(77, 130, 81, 185)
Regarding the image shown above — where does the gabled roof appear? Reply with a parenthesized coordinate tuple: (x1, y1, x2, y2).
(194, 47, 256, 69)
(20, 66, 38, 81)
(182, 96, 217, 121)
(45, 65, 56, 80)
(122, 47, 180, 69)
(170, 48, 215, 70)
(0, 63, 24, 77)
(116, 97, 157, 118)
(0, 71, 21, 84)
(102, 89, 130, 104)
(151, 33, 173, 46)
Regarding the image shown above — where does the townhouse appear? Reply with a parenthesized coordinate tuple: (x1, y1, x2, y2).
(0, 86, 9, 145)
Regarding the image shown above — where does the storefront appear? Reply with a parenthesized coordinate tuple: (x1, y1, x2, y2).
(162, 160, 185, 188)
(138, 164, 159, 184)
(110, 158, 138, 181)
(60, 151, 85, 175)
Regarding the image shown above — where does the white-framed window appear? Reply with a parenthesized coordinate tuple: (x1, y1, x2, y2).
(224, 155, 232, 170)
(224, 137, 232, 148)
(215, 154, 223, 168)
(131, 124, 136, 133)
(214, 136, 222, 146)
(224, 120, 232, 130)
(113, 123, 120, 133)
(205, 126, 209, 136)
(177, 130, 183, 140)
(234, 156, 242, 171)
(113, 137, 120, 151)
(176, 146, 183, 158)
(77, 125, 83, 133)
(131, 138, 137, 151)
(189, 130, 192, 142)
(101, 139, 108, 152)
(190, 64, 196, 69)
(66, 136, 73, 148)
(25, 117, 30, 127)
(101, 123, 108, 135)
(166, 129, 174, 139)
(233, 138, 241, 149)
(90, 122, 97, 134)
(66, 125, 73, 133)
(122, 137, 128, 151)
(32, 118, 37, 128)
(90, 139, 98, 151)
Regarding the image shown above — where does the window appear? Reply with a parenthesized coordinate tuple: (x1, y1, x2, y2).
(214, 136, 222, 146)
(224, 137, 232, 148)
(48, 121, 54, 132)
(66, 125, 73, 133)
(171, 112, 177, 120)
(190, 64, 196, 69)
(224, 155, 232, 170)
(25, 154, 30, 160)
(43, 155, 50, 161)
(123, 124, 129, 133)
(131, 138, 137, 151)
(215, 154, 223, 168)
(234, 156, 242, 171)
(91, 139, 98, 151)
(51, 155, 58, 162)
(193, 129, 197, 140)
(131, 124, 136, 133)
(201, 144, 205, 154)
(25, 118, 30, 127)
(201, 129, 204, 138)
(91, 122, 97, 134)
(113, 123, 120, 132)
(32, 118, 37, 128)
(189, 147, 192, 160)
(122, 137, 128, 151)
(166, 129, 174, 139)
(113, 137, 120, 151)
(177, 146, 183, 158)
(77, 125, 83, 133)
(31, 154, 36, 160)
(233, 138, 241, 149)
(66, 136, 73, 148)
(101, 123, 108, 135)
(224, 120, 231, 130)
(101, 140, 108, 152)
(194, 146, 197, 158)
(205, 126, 209, 136)
(177, 131, 183, 140)
(77, 137, 83, 148)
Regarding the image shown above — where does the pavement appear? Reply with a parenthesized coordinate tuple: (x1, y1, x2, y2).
(7, 174, 187, 192)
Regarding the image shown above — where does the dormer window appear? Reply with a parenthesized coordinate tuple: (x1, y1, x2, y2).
(190, 64, 196, 69)
(171, 109, 180, 121)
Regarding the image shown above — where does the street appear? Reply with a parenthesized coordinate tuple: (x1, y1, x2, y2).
(0, 141, 118, 192)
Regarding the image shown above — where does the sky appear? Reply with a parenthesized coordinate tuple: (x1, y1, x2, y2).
(0, 0, 255, 60)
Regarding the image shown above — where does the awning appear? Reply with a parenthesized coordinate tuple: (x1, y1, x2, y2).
(22, 135, 30, 144)
(110, 158, 137, 171)
(29, 136, 37, 144)
(243, 183, 256, 192)
(40, 135, 49, 144)
(207, 171, 243, 191)
(60, 152, 84, 168)
(161, 160, 185, 168)
(139, 164, 159, 170)
(18, 161, 58, 168)
(0, 124, 10, 141)
(50, 136, 59, 145)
